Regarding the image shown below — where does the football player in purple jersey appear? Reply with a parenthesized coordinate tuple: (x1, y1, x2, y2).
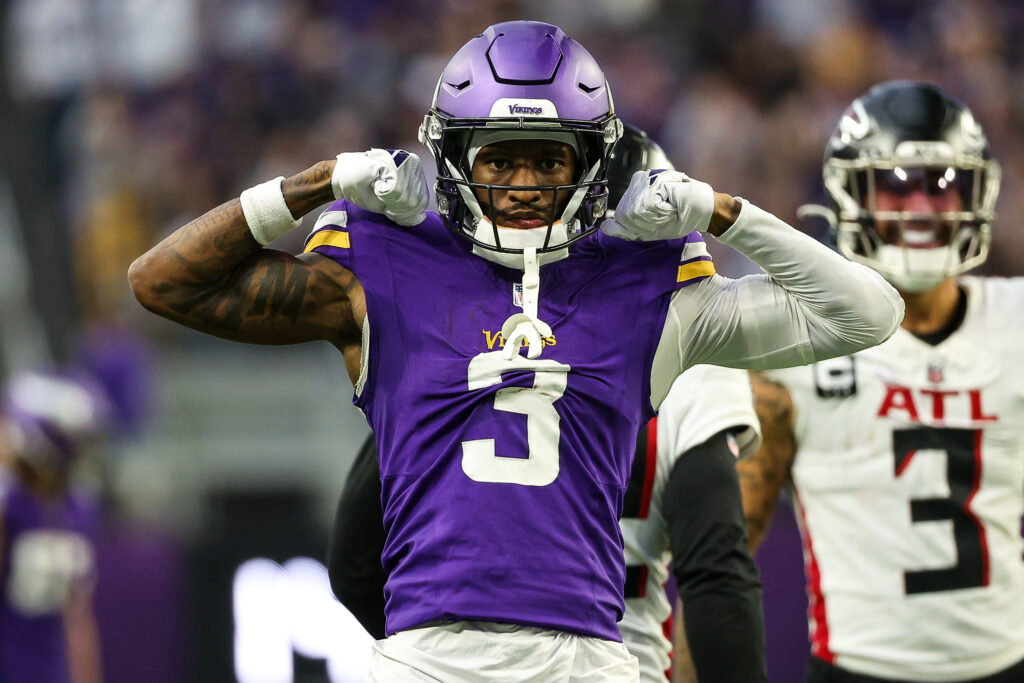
(130, 21, 901, 680)
(326, 125, 767, 682)
(0, 371, 107, 683)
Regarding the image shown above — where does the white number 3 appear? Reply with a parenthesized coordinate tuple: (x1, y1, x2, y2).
(462, 351, 570, 486)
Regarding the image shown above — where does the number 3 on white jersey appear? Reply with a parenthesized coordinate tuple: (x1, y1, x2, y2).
(462, 351, 570, 486)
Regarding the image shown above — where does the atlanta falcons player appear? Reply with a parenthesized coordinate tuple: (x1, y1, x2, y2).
(741, 81, 1024, 683)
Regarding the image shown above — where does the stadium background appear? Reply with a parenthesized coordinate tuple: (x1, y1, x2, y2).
(1, 1, 1022, 681)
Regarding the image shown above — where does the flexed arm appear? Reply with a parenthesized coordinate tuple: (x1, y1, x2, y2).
(682, 199, 902, 370)
(128, 161, 361, 348)
(609, 171, 903, 399)
(129, 149, 428, 354)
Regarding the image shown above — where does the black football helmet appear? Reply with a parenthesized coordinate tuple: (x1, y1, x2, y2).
(606, 123, 674, 209)
(821, 80, 1000, 291)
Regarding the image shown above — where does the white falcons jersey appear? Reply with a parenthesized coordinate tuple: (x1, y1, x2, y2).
(765, 276, 1024, 682)
(618, 364, 760, 682)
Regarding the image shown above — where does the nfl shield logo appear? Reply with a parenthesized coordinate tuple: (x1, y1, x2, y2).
(513, 283, 524, 309)
(927, 363, 944, 384)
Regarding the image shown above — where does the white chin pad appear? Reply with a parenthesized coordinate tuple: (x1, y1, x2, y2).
(874, 244, 954, 292)
(471, 219, 569, 269)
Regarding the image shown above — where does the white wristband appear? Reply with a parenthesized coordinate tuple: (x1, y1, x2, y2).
(240, 176, 301, 245)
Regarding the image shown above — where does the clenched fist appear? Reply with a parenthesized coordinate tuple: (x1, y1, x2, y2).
(603, 170, 716, 241)
(332, 149, 430, 226)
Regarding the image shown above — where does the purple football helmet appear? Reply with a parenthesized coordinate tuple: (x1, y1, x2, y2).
(418, 21, 623, 255)
(1, 370, 110, 467)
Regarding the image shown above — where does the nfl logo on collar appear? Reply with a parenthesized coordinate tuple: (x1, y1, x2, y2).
(927, 363, 944, 384)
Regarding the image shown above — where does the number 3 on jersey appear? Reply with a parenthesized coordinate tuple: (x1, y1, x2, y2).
(461, 351, 570, 486)
(893, 426, 989, 594)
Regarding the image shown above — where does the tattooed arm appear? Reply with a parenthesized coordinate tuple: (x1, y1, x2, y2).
(128, 161, 364, 359)
(737, 372, 797, 552)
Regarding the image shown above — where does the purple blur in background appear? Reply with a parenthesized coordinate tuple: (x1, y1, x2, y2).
(94, 523, 189, 683)
(758, 498, 812, 683)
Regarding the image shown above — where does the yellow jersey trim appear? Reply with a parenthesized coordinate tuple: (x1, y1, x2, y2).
(304, 229, 350, 252)
(677, 259, 715, 283)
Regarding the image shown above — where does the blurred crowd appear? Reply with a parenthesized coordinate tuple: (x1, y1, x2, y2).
(6, 0, 1024, 357)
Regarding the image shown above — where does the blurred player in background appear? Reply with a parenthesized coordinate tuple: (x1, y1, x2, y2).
(327, 125, 767, 682)
(0, 370, 108, 683)
(129, 20, 901, 680)
(740, 81, 1024, 682)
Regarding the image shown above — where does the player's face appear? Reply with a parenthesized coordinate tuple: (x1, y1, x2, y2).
(471, 140, 576, 229)
(872, 167, 965, 248)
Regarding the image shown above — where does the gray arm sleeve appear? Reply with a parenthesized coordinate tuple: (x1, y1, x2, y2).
(650, 200, 903, 408)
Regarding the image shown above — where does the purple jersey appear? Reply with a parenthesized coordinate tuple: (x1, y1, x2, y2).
(305, 203, 714, 640)
(0, 468, 98, 683)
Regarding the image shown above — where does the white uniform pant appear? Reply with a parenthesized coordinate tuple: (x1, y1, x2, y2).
(367, 621, 640, 682)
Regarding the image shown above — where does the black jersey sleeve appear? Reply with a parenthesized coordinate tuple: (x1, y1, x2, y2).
(326, 434, 387, 639)
(664, 429, 767, 682)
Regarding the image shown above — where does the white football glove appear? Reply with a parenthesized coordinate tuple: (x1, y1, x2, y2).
(603, 169, 715, 241)
(331, 148, 429, 226)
